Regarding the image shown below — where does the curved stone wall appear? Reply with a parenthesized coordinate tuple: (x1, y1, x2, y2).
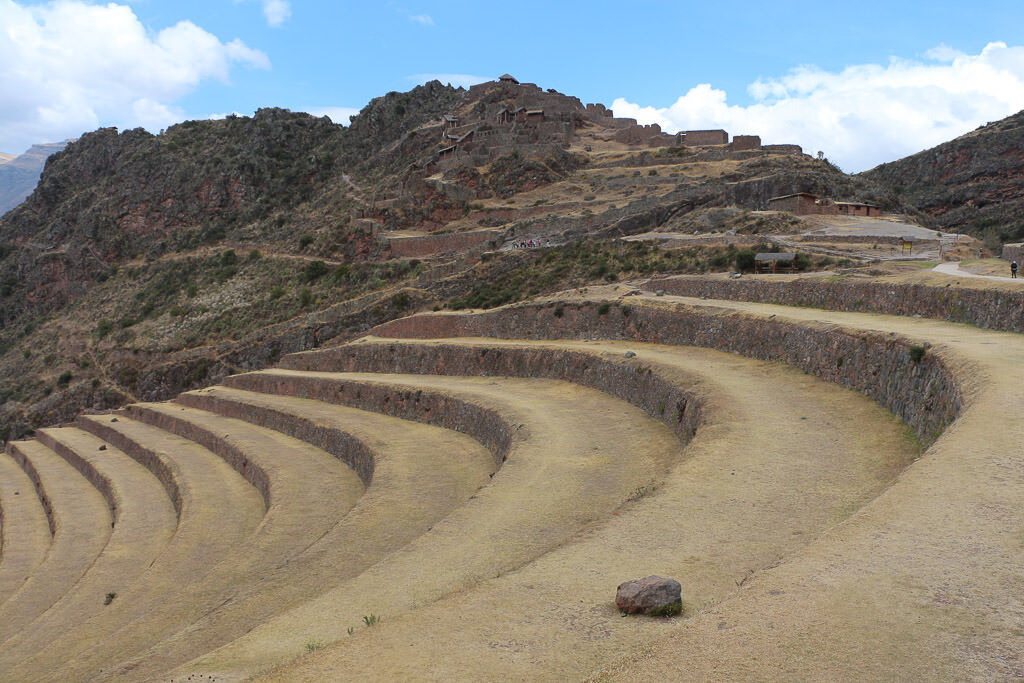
(362, 301, 962, 447)
(282, 343, 703, 449)
(223, 373, 512, 469)
(644, 276, 1024, 333)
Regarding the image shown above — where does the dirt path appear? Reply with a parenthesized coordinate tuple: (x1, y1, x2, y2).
(934, 260, 1022, 282)
(229, 338, 917, 681)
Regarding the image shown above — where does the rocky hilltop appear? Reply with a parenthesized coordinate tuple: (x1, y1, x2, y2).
(0, 141, 70, 216)
(863, 109, 1024, 245)
(0, 75, 903, 440)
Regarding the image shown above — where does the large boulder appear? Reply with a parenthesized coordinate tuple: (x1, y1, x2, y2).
(615, 576, 682, 616)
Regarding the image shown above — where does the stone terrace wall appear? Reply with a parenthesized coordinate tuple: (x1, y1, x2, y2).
(282, 343, 703, 449)
(387, 229, 502, 259)
(6, 442, 57, 535)
(126, 405, 272, 510)
(75, 416, 183, 518)
(645, 276, 1024, 333)
(364, 301, 962, 446)
(36, 431, 116, 520)
(177, 391, 374, 484)
(223, 373, 511, 469)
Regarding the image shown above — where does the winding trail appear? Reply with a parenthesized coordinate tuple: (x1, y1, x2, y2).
(934, 260, 1022, 282)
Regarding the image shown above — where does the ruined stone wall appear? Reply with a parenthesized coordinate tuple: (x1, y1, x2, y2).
(613, 123, 675, 147)
(363, 301, 963, 446)
(282, 343, 703, 449)
(602, 117, 640, 130)
(644, 275, 1024, 334)
(1001, 243, 1023, 261)
(731, 135, 761, 151)
(684, 130, 729, 146)
(762, 144, 804, 155)
(387, 230, 501, 258)
(768, 195, 818, 215)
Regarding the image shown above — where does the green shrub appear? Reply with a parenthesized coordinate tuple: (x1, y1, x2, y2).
(299, 287, 313, 308)
(909, 345, 926, 364)
(734, 249, 756, 272)
(299, 234, 315, 249)
(57, 371, 73, 388)
(96, 320, 114, 338)
(553, 305, 564, 318)
(248, 249, 262, 261)
(598, 302, 611, 315)
(304, 260, 329, 282)
(392, 292, 411, 310)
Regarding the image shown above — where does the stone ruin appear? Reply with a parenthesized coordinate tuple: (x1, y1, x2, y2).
(414, 75, 803, 172)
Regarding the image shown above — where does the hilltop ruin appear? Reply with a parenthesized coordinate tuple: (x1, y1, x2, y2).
(411, 74, 804, 172)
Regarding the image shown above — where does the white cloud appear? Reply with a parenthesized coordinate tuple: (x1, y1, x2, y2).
(263, 0, 290, 27)
(408, 73, 490, 89)
(304, 106, 361, 125)
(612, 42, 1024, 172)
(408, 13, 433, 26)
(0, 0, 269, 154)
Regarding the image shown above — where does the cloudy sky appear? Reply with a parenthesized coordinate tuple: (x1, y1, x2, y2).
(2, 0, 1024, 171)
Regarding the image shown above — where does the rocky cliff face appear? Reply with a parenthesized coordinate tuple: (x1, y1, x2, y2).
(0, 141, 70, 216)
(862, 110, 1024, 243)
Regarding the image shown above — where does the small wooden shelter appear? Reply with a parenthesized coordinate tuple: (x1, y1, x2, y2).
(754, 252, 797, 274)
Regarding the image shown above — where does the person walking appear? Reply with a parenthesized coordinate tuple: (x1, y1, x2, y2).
(1012, 261, 1018, 278)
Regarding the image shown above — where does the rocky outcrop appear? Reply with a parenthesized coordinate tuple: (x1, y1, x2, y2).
(863, 109, 1024, 241)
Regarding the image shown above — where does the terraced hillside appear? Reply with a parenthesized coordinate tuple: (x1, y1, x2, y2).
(2, 274, 1022, 680)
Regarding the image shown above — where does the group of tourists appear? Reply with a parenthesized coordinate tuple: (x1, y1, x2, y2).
(510, 239, 546, 249)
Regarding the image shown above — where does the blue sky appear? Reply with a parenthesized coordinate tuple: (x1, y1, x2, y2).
(3, 0, 1024, 170)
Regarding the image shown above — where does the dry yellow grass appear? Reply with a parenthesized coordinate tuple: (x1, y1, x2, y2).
(0, 427, 177, 668)
(0, 440, 110, 643)
(0, 453, 50, 605)
(5, 274, 1024, 680)
(184, 339, 917, 681)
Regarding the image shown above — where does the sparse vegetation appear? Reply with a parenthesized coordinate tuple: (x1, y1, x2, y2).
(909, 345, 927, 364)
